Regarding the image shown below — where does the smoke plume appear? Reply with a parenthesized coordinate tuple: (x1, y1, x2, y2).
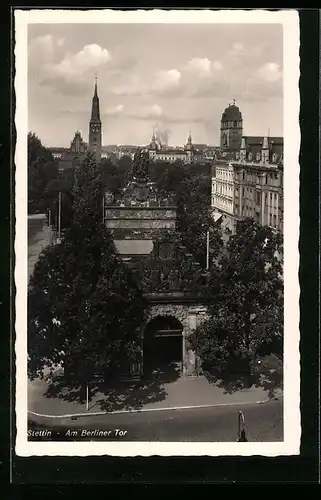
(154, 124, 171, 146)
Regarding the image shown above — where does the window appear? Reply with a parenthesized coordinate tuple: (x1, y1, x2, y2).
(256, 191, 261, 204)
(272, 153, 277, 163)
(234, 121, 237, 127)
(256, 153, 260, 161)
(248, 153, 252, 161)
(273, 214, 277, 227)
(242, 188, 245, 197)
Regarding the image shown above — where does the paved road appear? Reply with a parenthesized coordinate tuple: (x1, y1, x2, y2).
(28, 398, 283, 442)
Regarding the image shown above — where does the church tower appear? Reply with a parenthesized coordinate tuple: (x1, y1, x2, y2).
(88, 77, 102, 163)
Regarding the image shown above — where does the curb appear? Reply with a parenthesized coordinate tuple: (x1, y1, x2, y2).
(28, 396, 281, 420)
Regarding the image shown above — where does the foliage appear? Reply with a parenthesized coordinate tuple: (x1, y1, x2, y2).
(28, 153, 146, 383)
(28, 132, 58, 213)
(45, 177, 73, 231)
(100, 157, 127, 194)
(176, 172, 223, 268)
(190, 218, 283, 380)
(133, 147, 149, 179)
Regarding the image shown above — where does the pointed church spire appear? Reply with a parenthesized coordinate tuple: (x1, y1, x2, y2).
(91, 76, 100, 122)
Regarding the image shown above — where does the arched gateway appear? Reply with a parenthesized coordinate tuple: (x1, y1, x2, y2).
(140, 302, 208, 377)
(104, 154, 209, 379)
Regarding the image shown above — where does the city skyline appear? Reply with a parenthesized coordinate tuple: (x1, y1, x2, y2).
(28, 23, 283, 147)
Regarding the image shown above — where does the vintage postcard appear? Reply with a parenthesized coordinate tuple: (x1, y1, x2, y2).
(15, 8, 300, 457)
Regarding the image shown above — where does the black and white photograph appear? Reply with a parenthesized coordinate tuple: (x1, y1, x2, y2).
(15, 9, 300, 456)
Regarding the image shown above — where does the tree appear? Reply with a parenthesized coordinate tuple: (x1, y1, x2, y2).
(177, 173, 222, 268)
(190, 218, 283, 382)
(100, 157, 127, 194)
(45, 177, 73, 232)
(28, 132, 58, 213)
(28, 153, 146, 385)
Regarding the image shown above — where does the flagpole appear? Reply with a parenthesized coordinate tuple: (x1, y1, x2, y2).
(206, 230, 210, 270)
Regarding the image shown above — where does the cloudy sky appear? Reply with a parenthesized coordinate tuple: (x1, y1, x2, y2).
(28, 23, 283, 147)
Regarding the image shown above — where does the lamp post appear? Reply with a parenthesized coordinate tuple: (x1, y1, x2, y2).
(57, 191, 62, 242)
(206, 230, 210, 271)
(48, 208, 52, 245)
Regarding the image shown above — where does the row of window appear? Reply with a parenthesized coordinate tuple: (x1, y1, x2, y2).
(235, 171, 280, 184)
(236, 151, 278, 163)
(221, 121, 242, 128)
(234, 205, 279, 228)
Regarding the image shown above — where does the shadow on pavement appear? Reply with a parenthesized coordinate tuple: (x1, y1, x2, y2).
(204, 354, 283, 399)
(43, 362, 181, 412)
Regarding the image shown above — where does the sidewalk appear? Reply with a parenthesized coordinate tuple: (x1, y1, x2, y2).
(28, 372, 282, 419)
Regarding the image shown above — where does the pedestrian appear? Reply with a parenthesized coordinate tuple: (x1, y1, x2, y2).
(238, 429, 248, 442)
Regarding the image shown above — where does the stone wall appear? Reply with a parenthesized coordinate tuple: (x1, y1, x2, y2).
(107, 219, 176, 229)
(105, 209, 177, 220)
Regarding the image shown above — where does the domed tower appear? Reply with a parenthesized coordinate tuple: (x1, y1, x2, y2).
(184, 132, 194, 163)
(148, 130, 158, 160)
(220, 100, 243, 152)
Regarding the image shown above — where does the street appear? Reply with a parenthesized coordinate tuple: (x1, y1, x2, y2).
(28, 398, 283, 442)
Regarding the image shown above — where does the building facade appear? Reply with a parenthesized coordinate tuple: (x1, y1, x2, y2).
(212, 103, 284, 234)
(148, 132, 201, 164)
(70, 130, 87, 154)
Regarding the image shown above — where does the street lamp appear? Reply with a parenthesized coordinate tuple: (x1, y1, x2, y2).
(57, 191, 62, 243)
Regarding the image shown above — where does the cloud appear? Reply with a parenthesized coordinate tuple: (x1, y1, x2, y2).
(151, 69, 181, 92)
(229, 42, 246, 57)
(28, 34, 56, 65)
(30, 40, 132, 96)
(257, 62, 282, 83)
(123, 104, 210, 127)
(102, 104, 125, 117)
(125, 104, 165, 121)
(185, 57, 223, 76)
(47, 44, 110, 78)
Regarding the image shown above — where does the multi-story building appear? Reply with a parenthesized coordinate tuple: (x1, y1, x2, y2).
(212, 105, 284, 234)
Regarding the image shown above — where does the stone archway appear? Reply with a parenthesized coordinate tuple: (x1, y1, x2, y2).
(143, 315, 184, 377)
(137, 302, 209, 378)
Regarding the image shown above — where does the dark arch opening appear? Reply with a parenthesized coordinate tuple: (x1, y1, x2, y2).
(143, 316, 183, 378)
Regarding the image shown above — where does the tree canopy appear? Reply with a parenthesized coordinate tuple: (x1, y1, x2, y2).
(189, 218, 283, 381)
(28, 153, 146, 383)
(28, 132, 58, 214)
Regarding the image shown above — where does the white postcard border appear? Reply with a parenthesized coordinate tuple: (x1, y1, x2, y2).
(15, 8, 301, 457)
